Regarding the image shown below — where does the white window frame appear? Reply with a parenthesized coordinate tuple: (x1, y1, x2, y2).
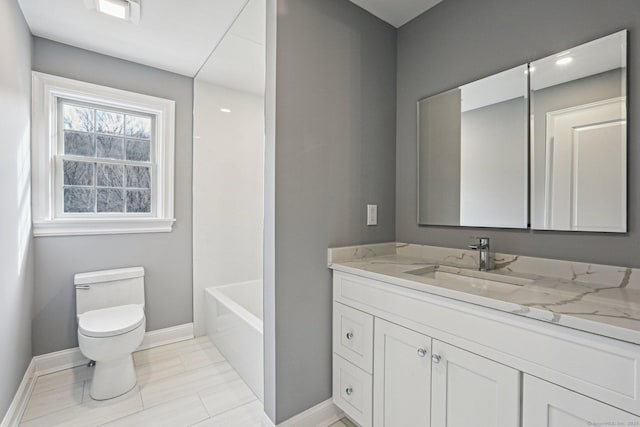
(32, 72, 176, 236)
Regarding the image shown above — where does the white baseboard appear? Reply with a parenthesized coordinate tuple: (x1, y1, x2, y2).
(0, 359, 36, 427)
(138, 323, 194, 351)
(262, 399, 344, 427)
(2, 323, 194, 426)
(33, 347, 89, 377)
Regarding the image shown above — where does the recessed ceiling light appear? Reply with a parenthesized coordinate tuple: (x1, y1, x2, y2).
(556, 56, 574, 66)
(85, 0, 140, 24)
(97, 0, 127, 19)
(220, 108, 232, 113)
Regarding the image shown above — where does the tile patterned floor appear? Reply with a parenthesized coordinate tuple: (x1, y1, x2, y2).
(19, 337, 356, 427)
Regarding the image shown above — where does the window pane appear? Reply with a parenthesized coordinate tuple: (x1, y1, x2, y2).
(126, 190, 151, 213)
(96, 135, 124, 159)
(96, 163, 124, 187)
(96, 110, 124, 135)
(126, 165, 151, 188)
(126, 139, 151, 162)
(63, 160, 94, 186)
(97, 188, 124, 212)
(63, 104, 94, 132)
(64, 131, 95, 157)
(64, 187, 96, 212)
(126, 115, 151, 139)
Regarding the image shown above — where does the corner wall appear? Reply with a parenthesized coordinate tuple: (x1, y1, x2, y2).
(31, 37, 194, 355)
(396, 0, 640, 267)
(264, 0, 397, 422)
(0, 0, 34, 417)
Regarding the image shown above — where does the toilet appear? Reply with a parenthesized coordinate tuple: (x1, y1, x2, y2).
(75, 267, 146, 400)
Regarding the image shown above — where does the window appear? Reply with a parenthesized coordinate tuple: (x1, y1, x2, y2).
(32, 72, 175, 236)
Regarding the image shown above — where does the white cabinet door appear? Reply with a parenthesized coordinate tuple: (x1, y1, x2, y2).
(431, 340, 520, 427)
(523, 375, 640, 427)
(373, 318, 432, 427)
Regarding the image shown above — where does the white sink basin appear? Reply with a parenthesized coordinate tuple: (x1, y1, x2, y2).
(406, 265, 533, 294)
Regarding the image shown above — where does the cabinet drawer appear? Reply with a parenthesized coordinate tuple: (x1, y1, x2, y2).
(333, 354, 372, 427)
(334, 302, 374, 373)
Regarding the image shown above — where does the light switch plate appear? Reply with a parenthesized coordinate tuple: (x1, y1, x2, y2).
(367, 204, 378, 226)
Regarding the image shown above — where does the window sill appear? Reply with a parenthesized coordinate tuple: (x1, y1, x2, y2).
(33, 218, 176, 237)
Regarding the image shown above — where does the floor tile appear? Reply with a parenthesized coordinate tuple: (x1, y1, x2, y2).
(20, 386, 143, 427)
(339, 418, 358, 427)
(31, 365, 93, 396)
(140, 361, 239, 408)
(198, 377, 257, 417)
(18, 339, 267, 427)
(133, 337, 212, 367)
(21, 381, 84, 421)
(190, 400, 264, 427)
(102, 395, 209, 427)
(180, 346, 226, 370)
(135, 355, 185, 387)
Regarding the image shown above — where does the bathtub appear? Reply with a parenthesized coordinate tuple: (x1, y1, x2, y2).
(205, 280, 263, 402)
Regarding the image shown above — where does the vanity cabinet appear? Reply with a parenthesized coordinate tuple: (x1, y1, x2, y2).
(430, 340, 520, 426)
(373, 318, 432, 426)
(331, 270, 640, 426)
(371, 318, 520, 427)
(523, 375, 638, 427)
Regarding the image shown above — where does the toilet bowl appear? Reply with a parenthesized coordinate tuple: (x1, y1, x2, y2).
(77, 304, 145, 400)
(75, 267, 146, 400)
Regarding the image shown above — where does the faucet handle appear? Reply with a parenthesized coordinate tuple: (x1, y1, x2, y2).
(468, 236, 489, 249)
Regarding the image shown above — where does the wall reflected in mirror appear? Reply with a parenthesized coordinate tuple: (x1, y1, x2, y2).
(417, 65, 528, 228)
(531, 30, 627, 232)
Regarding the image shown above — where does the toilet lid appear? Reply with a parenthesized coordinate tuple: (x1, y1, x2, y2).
(79, 304, 145, 338)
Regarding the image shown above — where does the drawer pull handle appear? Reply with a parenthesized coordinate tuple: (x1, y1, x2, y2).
(432, 354, 442, 364)
(417, 348, 427, 358)
(345, 387, 353, 396)
(346, 332, 354, 340)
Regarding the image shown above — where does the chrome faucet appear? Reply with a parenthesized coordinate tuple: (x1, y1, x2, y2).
(468, 237, 490, 271)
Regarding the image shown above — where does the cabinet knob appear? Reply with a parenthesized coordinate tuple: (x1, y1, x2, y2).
(417, 348, 427, 358)
(345, 387, 353, 396)
(346, 332, 354, 340)
(432, 354, 442, 364)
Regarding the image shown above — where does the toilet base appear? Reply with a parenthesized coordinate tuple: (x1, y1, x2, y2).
(90, 355, 137, 400)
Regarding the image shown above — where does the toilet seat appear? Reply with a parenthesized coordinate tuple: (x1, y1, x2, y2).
(79, 304, 145, 338)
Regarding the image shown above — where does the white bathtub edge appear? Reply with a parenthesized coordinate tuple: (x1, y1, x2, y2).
(206, 285, 263, 335)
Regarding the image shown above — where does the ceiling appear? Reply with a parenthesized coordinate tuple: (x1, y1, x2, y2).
(196, 0, 266, 96)
(348, 0, 443, 28)
(18, 0, 249, 77)
(17, 0, 439, 91)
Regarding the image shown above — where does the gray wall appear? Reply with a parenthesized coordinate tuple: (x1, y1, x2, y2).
(396, 0, 640, 267)
(32, 38, 193, 355)
(265, 0, 396, 422)
(0, 0, 34, 417)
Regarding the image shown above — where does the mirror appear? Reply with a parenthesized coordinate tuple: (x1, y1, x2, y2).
(417, 65, 528, 228)
(531, 30, 627, 232)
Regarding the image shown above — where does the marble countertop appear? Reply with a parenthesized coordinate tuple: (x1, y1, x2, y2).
(328, 243, 640, 345)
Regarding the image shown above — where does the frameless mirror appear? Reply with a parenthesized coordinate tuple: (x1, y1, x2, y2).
(531, 30, 627, 232)
(417, 65, 528, 228)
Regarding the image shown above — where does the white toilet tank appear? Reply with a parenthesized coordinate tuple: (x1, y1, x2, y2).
(75, 267, 145, 317)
